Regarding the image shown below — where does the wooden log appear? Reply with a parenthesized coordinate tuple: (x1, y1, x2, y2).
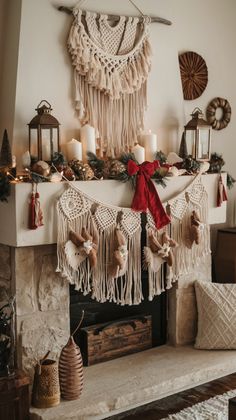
(79, 315, 152, 366)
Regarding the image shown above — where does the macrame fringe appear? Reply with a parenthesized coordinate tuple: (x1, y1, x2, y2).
(57, 185, 143, 305)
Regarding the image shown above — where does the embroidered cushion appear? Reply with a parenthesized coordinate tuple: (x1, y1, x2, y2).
(194, 281, 236, 349)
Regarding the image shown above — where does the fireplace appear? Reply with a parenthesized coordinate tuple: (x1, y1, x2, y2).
(0, 175, 226, 380)
(70, 280, 167, 364)
(70, 219, 167, 363)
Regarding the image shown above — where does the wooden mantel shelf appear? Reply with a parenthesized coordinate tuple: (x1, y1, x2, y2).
(0, 173, 226, 247)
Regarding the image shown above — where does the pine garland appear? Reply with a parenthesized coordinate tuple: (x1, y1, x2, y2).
(0, 173, 10, 202)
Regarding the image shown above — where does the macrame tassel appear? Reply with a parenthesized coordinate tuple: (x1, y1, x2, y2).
(217, 174, 227, 207)
(29, 184, 37, 230)
(35, 185, 44, 227)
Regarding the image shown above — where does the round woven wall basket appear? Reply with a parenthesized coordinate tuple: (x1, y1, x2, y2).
(179, 51, 208, 100)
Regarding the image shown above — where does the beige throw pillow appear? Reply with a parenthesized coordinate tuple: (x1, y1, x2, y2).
(194, 281, 236, 349)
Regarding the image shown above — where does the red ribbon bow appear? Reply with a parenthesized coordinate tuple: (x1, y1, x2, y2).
(127, 160, 171, 229)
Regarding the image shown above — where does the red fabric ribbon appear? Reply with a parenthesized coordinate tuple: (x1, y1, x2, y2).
(127, 160, 171, 229)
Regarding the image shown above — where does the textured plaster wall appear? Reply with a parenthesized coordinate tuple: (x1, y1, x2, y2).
(0, 0, 235, 222)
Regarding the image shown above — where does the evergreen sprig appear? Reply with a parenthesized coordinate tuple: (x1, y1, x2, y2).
(227, 173, 236, 189)
(0, 173, 10, 202)
(155, 150, 167, 164)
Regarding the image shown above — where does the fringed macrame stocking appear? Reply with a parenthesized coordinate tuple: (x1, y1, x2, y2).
(144, 214, 175, 300)
(57, 185, 143, 305)
(145, 174, 211, 299)
(68, 8, 152, 155)
(168, 175, 211, 281)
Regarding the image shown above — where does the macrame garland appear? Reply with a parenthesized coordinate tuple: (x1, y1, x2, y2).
(68, 8, 152, 155)
(57, 185, 142, 305)
(217, 174, 227, 207)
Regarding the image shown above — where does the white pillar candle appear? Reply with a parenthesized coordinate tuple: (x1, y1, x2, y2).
(22, 151, 31, 168)
(132, 143, 145, 164)
(141, 130, 157, 162)
(80, 124, 96, 161)
(42, 143, 51, 161)
(65, 138, 82, 161)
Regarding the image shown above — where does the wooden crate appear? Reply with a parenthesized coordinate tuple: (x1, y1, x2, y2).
(79, 315, 152, 366)
(0, 370, 30, 420)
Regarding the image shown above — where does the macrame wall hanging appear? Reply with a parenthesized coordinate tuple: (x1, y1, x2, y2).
(67, 4, 152, 156)
(56, 174, 210, 306)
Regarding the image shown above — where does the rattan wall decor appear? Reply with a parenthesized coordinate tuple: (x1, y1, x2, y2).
(179, 51, 208, 100)
(206, 97, 231, 130)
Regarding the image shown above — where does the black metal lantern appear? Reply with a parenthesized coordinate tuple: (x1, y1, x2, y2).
(184, 108, 211, 161)
(28, 100, 60, 161)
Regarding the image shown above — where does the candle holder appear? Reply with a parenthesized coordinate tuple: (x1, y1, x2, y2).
(28, 100, 60, 162)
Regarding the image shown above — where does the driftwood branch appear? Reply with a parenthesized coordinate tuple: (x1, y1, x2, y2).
(58, 6, 172, 25)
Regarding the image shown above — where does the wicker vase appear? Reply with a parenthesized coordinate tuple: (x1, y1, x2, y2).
(59, 336, 83, 400)
(32, 358, 60, 408)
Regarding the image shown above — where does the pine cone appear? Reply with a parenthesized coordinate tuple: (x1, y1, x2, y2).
(109, 160, 126, 178)
(69, 160, 94, 180)
(63, 166, 75, 180)
(102, 159, 126, 179)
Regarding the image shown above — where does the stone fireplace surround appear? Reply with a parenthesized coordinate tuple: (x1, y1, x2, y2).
(0, 174, 229, 418)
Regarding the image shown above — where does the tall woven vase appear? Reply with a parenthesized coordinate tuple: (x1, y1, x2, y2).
(59, 335, 84, 400)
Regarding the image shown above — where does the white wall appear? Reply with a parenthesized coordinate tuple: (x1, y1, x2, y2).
(1, 0, 236, 222)
(0, 0, 22, 144)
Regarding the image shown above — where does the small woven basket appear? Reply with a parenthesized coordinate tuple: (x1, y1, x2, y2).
(32, 357, 60, 408)
(59, 335, 84, 400)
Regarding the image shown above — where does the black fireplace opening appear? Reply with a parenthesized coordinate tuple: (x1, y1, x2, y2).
(70, 270, 167, 350)
(70, 215, 167, 361)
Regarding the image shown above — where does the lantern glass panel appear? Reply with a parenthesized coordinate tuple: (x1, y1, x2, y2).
(29, 130, 38, 157)
(197, 129, 211, 161)
(185, 129, 195, 156)
(41, 131, 51, 161)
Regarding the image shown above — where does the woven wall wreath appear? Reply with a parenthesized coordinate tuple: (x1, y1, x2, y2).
(206, 97, 231, 130)
(178, 51, 208, 100)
